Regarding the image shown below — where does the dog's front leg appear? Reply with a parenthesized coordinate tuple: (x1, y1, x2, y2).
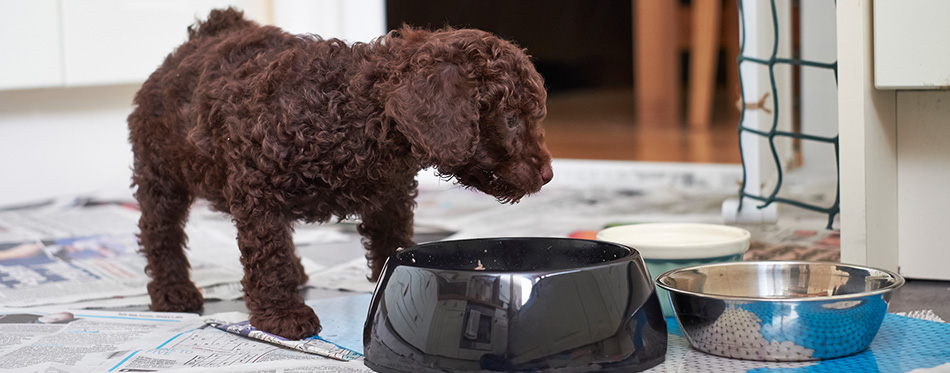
(135, 172, 203, 313)
(231, 199, 321, 339)
(359, 190, 417, 281)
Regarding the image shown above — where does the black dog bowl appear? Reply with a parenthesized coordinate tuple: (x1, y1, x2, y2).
(363, 237, 667, 372)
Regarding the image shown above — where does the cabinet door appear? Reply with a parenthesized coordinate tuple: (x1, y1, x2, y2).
(874, 0, 950, 89)
(897, 91, 950, 280)
(0, 0, 64, 90)
(61, 0, 270, 87)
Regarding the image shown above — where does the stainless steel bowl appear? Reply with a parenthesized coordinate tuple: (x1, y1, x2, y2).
(656, 261, 904, 361)
(363, 237, 668, 372)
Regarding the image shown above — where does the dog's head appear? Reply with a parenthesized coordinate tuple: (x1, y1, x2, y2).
(383, 27, 553, 203)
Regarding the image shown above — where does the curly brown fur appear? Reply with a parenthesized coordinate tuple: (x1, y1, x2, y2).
(128, 8, 552, 339)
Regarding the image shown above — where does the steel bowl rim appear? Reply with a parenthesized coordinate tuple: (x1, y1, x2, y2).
(391, 236, 641, 274)
(655, 260, 905, 303)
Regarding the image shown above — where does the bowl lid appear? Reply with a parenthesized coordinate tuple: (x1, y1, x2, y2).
(596, 223, 750, 260)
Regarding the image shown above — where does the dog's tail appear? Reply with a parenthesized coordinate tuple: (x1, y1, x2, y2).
(187, 7, 255, 40)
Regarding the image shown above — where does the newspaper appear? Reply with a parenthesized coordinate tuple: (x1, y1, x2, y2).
(0, 204, 331, 309)
(49, 281, 248, 310)
(412, 160, 744, 240)
(159, 360, 374, 373)
(0, 307, 203, 372)
(204, 314, 362, 362)
(0, 204, 142, 243)
(306, 257, 377, 294)
(0, 233, 241, 308)
(204, 294, 372, 362)
(0, 295, 375, 372)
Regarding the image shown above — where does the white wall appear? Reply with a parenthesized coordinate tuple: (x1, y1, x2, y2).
(799, 1, 838, 175)
(0, 85, 140, 207)
(0, 0, 385, 208)
(273, 0, 385, 43)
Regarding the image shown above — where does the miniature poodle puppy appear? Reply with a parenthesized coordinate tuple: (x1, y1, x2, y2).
(128, 8, 553, 339)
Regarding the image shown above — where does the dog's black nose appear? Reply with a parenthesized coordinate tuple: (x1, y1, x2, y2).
(541, 164, 554, 184)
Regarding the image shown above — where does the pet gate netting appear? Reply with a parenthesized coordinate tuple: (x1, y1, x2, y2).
(735, 0, 839, 229)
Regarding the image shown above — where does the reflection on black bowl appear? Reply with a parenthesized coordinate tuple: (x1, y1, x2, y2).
(363, 237, 667, 372)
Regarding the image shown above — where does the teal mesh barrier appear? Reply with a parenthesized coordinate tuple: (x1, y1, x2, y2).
(736, 0, 839, 229)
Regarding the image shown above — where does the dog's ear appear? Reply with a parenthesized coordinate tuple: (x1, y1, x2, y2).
(385, 62, 478, 168)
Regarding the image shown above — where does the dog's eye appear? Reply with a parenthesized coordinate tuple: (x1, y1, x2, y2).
(506, 116, 519, 128)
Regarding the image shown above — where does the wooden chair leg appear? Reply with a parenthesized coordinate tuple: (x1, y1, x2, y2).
(687, 0, 722, 129)
(634, 0, 681, 128)
(722, 0, 742, 119)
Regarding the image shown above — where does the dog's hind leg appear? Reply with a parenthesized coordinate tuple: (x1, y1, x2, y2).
(230, 193, 322, 339)
(133, 165, 203, 313)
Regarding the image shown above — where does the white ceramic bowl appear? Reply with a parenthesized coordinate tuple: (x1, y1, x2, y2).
(596, 223, 751, 317)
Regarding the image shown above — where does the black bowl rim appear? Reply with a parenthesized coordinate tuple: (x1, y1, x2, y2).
(655, 260, 906, 302)
(389, 237, 641, 273)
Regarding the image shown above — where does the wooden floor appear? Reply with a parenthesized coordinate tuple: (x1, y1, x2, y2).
(542, 88, 742, 164)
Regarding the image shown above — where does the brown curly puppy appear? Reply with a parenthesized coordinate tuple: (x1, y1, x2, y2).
(128, 8, 553, 339)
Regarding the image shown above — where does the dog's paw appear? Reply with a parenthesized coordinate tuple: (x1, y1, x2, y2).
(148, 281, 204, 312)
(250, 305, 322, 340)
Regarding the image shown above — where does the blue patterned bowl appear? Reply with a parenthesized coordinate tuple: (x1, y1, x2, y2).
(656, 261, 904, 361)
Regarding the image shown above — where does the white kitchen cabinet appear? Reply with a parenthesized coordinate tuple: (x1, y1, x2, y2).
(838, 0, 899, 273)
(0, 0, 64, 90)
(840, 0, 950, 280)
(0, 0, 271, 90)
(874, 0, 950, 89)
(896, 91, 950, 280)
(0, 0, 388, 91)
(61, 0, 271, 87)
